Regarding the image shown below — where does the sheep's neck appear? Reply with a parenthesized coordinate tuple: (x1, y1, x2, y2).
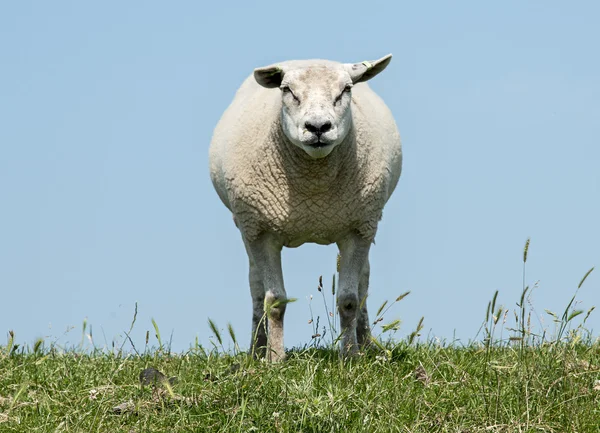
(274, 125, 356, 195)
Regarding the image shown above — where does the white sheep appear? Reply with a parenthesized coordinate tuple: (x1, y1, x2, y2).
(209, 54, 402, 361)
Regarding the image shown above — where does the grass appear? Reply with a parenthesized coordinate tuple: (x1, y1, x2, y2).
(1, 342, 599, 432)
(1, 241, 599, 432)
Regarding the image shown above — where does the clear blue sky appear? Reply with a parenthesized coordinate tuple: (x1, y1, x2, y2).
(1, 1, 598, 353)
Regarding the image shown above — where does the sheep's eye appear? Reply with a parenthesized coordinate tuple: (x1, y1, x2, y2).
(281, 85, 300, 103)
(334, 86, 352, 105)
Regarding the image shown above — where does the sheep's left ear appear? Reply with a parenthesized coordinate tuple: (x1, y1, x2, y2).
(254, 64, 285, 88)
(345, 54, 392, 84)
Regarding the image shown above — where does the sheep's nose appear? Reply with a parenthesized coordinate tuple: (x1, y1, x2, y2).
(305, 120, 332, 136)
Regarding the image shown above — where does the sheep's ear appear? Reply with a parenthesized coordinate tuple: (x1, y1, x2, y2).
(254, 64, 285, 88)
(345, 54, 392, 84)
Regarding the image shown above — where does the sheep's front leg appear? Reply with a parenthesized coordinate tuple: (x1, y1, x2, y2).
(337, 234, 372, 356)
(357, 259, 371, 348)
(245, 233, 287, 362)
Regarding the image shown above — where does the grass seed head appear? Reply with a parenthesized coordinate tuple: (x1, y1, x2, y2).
(207, 318, 223, 346)
(523, 238, 530, 263)
(578, 267, 594, 289)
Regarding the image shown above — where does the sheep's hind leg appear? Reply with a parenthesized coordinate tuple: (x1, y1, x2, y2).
(244, 238, 267, 358)
(245, 233, 287, 362)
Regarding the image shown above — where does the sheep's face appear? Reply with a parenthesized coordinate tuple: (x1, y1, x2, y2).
(275, 67, 353, 159)
(254, 55, 392, 159)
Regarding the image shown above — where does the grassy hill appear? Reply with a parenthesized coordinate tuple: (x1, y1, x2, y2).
(2, 243, 598, 432)
(1, 339, 599, 432)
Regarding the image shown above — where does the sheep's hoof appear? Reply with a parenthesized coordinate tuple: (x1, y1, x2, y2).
(267, 348, 286, 363)
(340, 343, 359, 360)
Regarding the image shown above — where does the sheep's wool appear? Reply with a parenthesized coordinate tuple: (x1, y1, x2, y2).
(209, 59, 402, 248)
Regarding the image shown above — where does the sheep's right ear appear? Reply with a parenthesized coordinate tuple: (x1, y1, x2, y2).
(254, 64, 285, 88)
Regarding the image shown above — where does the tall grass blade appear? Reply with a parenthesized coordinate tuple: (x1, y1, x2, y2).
(578, 267, 594, 289)
(567, 310, 583, 322)
(207, 318, 223, 346)
(376, 301, 388, 317)
(331, 273, 336, 296)
(227, 322, 237, 345)
(369, 335, 387, 352)
(494, 307, 503, 325)
(408, 317, 424, 345)
(151, 318, 162, 349)
(359, 294, 368, 310)
(381, 319, 401, 333)
(491, 290, 499, 314)
(523, 238, 530, 263)
(396, 291, 411, 302)
(561, 294, 577, 322)
(519, 286, 529, 307)
(33, 338, 43, 355)
(8, 382, 28, 414)
(80, 318, 87, 350)
(228, 322, 240, 353)
(129, 302, 138, 333)
(583, 306, 595, 323)
(6, 330, 14, 356)
(272, 298, 297, 309)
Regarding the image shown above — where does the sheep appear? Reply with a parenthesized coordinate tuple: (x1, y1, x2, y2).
(209, 54, 402, 361)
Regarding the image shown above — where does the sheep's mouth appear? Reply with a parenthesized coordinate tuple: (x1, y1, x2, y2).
(305, 134, 336, 148)
(309, 139, 331, 148)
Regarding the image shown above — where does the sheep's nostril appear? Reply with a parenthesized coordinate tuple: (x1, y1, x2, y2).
(305, 121, 317, 133)
(320, 121, 332, 133)
(305, 120, 332, 136)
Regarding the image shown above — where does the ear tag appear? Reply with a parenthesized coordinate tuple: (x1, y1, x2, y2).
(267, 66, 282, 76)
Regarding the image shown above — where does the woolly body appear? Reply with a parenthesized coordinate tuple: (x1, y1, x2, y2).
(210, 60, 401, 246)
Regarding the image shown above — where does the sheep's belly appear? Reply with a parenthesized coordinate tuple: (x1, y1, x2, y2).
(268, 194, 381, 247)
(232, 179, 385, 246)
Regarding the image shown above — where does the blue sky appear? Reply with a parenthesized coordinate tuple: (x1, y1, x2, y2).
(1, 1, 598, 353)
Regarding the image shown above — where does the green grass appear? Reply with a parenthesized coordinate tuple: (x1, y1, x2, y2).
(1, 342, 599, 432)
(1, 240, 599, 432)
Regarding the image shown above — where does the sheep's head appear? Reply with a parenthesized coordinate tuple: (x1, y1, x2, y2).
(254, 54, 392, 159)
